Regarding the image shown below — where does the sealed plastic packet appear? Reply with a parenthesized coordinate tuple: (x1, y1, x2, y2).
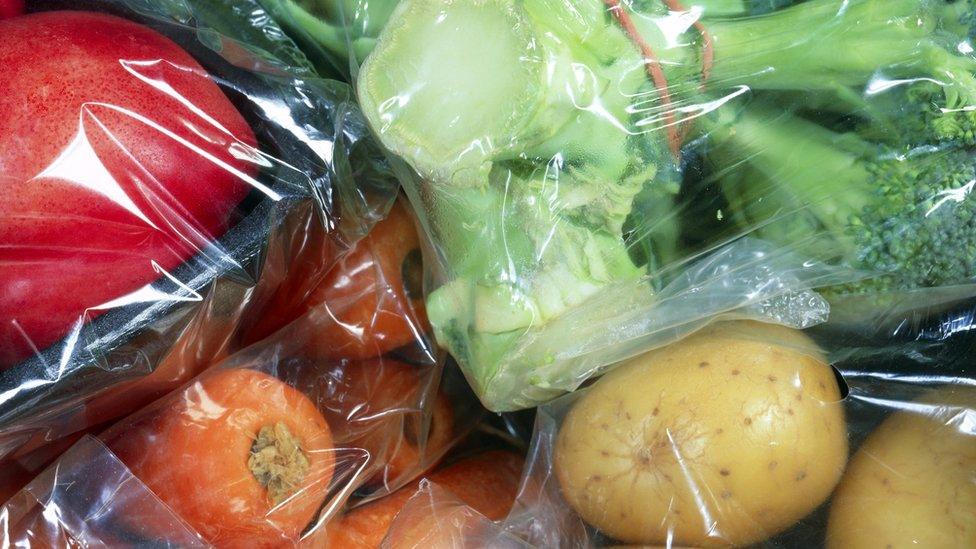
(379, 319, 976, 548)
(0, 357, 485, 547)
(0, 0, 359, 465)
(0, 176, 464, 541)
(0, 436, 209, 547)
(4, 0, 976, 547)
(0, 0, 470, 538)
(379, 480, 531, 549)
(261, 0, 976, 412)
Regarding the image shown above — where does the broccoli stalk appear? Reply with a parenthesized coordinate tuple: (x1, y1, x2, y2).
(356, 0, 976, 410)
(704, 101, 976, 300)
(258, 0, 398, 68)
(682, 0, 805, 16)
(257, 0, 804, 75)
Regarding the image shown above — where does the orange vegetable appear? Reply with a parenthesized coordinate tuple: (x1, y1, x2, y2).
(244, 200, 429, 360)
(321, 450, 524, 548)
(374, 388, 454, 488)
(381, 483, 507, 549)
(236, 201, 339, 347)
(106, 368, 335, 548)
(312, 359, 455, 489)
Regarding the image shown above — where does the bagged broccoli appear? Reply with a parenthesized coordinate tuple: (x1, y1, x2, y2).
(257, 0, 808, 78)
(703, 95, 976, 320)
(340, 0, 976, 410)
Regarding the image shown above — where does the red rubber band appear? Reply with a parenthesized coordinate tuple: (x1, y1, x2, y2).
(665, 0, 714, 87)
(604, 0, 683, 158)
(665, 0, 714, 144)
(604, 0, 715, 159)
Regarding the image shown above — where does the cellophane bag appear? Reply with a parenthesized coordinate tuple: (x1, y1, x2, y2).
(0, 0, 358, 465)
(0, 0, 478, 541)
(379, 317, 976, 548)
(259, 0, 976, 411)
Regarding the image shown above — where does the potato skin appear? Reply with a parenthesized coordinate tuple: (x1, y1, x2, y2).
(826, 386, 976, 549)
(554, 321, 848, 546)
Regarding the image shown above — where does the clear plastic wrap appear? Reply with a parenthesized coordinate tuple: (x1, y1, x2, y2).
(380, 319, 976, 548)
(0, 193, 473, 545)
(0, 0, 471, 538)
(5, 1, 976, 547)
(0, 401, 504, 547)
(1, 0, 354, 457)
(261, 0, 976, 411)
(380, 480, 531, 549)
(0, 436, 208, 547)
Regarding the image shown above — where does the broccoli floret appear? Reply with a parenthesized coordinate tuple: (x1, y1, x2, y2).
(704, 101, 976, 301)
(854, 72, 976, 148)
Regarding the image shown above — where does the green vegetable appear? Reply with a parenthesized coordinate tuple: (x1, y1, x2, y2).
(688, 0, 804, 16)
(356, 0, 976, 409)
(257, 0, 803, 78)
(258, 0, 398, 75)
(704, 97, 976, 301)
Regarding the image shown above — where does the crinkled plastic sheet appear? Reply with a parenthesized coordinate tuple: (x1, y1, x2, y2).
(0, 0, 364, 451)
(380, 480, 531, 549)
(379, 319, 976, 548)
(1, 410, 506, 547)
(5, 1, 976, 547)
(0, 194, 478, 545)
(0, 436, 207, 547)
(0, 0, 474, 530)
(256, 0, 976, 412)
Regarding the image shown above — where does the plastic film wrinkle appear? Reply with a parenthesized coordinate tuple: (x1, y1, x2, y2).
(603, 0, 714, 157)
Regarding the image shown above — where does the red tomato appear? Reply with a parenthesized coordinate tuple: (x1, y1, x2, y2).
(106, 368, 334, 548)
(0, 11, 255, 368)
(244, 200, 429, 361)
(0, 0, 23, 19)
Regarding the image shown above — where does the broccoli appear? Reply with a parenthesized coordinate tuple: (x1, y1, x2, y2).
(258, 0, 398, 72)
(354, 0, 976, 410)
(258, 0, 805, 76)
(691, 0, 804, 16)
(703, 98, 976, 303)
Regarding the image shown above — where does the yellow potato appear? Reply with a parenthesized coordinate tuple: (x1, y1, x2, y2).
(554, 321, 848, 547)
(604, 546, 695, 548)
(826, 386, 976, 549)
